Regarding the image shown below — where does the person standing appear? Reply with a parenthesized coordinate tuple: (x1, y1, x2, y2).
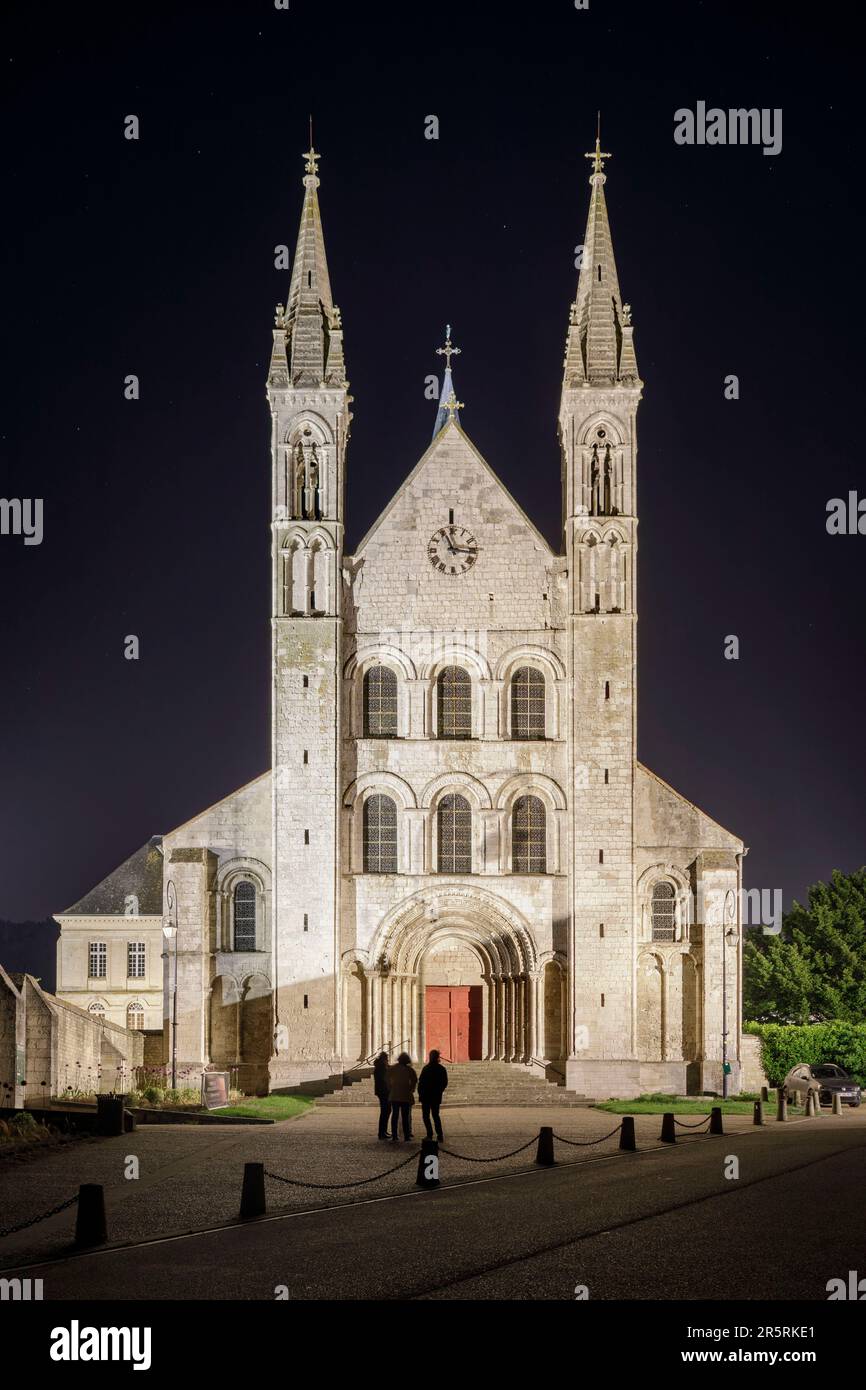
(372, 1051, 390, 1140)
(418, 1049, 448, 1141)
(388, 1052, 417, 1142)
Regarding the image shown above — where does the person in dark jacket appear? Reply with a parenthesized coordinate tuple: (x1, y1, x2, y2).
(372, 1051, 390, 1139)
(388, 1052, 417, 1141)
(418, 1049, 448, 1141)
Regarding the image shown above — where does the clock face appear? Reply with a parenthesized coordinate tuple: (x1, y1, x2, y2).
(427, 524, 478, 575)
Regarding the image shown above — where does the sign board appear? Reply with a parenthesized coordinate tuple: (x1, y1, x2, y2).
(201, 1071, 230, 1110)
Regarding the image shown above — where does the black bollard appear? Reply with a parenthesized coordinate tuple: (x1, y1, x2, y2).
(619, 1116, 636, 1151)
(753, 1100, 764, 1126)
(416, 1138, 440, 1189)
(240, 1162, 266, 1219)
(535, 1126, 555, 1166)
(710, 1106, 724, 1135)
(660, 1112, 676, 1143)
(74, 1184, 107, 1247)
(776, 1090, 787, 1122)
(760, 1085, 769, 1103)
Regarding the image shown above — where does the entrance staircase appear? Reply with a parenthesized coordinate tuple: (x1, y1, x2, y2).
(315, 1061, 589, 1107)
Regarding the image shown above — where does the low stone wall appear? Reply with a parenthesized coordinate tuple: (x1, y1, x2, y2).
(0, 966, 144, 1105)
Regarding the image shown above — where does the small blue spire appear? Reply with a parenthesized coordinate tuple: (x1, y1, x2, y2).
(432, 325, 462, 439)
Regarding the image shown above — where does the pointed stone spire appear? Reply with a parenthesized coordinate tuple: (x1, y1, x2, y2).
(563, 129, 639, 388)
(270, 143, 347, 389)
(432, 325, 462, 438)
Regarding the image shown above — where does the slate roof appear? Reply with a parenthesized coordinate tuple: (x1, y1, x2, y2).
(58, 836, 164, 917)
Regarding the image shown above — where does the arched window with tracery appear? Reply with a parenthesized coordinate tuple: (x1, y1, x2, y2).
(364, 666, 398, 737)
(510, 667, 546, 739)
(126, 1002, 145, 1031)
(437, 666, 472, 739)
(233, 881, 257, 951)
(363, 795, 398, 873)
(512, 795, 547, 873)
(651, 881, 677, 941)
(437, 794, 472, 873)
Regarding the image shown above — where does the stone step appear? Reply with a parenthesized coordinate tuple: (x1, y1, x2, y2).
(316, 1063, 586, 1107)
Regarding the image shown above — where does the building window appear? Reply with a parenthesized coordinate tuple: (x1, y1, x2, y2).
(363, 665, 398, 737)
(126, 1002, 145, 1030)
(127, 942, 146, 979)
(510, 666, 546, 739)
(651, 881, 677, 941)
(512, 795, 547, 873)
(233, 881, 257, 951)
(437, 666, 472, 739)
(437, 794, 472, 873)
(88, 942, 107, 979)
(363, 794, 398, 873)
(87, 1000, 105, 1017)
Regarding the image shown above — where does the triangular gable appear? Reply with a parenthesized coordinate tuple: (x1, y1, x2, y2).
(351, 421, 553, 559)
(161, 769, 271, 844)
(636, 763, 743, 851)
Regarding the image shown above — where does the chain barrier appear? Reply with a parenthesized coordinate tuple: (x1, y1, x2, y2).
(0, 1192, 79, 1241)
(264, 1151, 418, 1190)
(673, 1115, 712, 1130)
(551, 1123, 623, 1147)
(438, 1136, 538, 1163)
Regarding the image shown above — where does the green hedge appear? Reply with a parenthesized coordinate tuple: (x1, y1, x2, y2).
(744, 1021, 866, 1086)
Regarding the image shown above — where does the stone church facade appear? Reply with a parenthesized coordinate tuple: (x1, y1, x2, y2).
(57, 140, 746, 1099)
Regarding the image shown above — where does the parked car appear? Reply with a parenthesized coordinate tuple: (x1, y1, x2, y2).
(783, 1063, 862, 1107)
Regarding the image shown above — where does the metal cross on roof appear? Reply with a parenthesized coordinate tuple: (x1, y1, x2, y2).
(304, 145, 321, 176)
(443, 391, 463, 421)
(436, 325, 461, 370)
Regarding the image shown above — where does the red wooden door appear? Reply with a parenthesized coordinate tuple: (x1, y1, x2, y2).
(425, 986, 480, 1062)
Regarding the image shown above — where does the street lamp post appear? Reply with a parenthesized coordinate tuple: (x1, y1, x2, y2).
(162, 879, 179, 1091)
(722, 888, 740, 1100)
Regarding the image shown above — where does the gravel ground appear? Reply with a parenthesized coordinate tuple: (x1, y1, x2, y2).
(0, 1103, 765, 1270)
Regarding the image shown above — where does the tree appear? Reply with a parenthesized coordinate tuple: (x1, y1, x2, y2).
(744, 868, 866, 1023)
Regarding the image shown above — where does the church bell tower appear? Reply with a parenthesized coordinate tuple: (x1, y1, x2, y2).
(559, 136, 643, 1092)
(267, 145, 350, 1083)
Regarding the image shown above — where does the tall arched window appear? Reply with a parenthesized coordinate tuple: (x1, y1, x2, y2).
(126, 1002, 145, 1031)
(364, 666, 398, 737)
(512, 795, 547, 873)
(437, 666, 472, 739)
(363, 795, 398, 873)
(651, 881, 676, 941)
(233, 881, 257, 951)
(511, 667, 546, 739)
(437, 794, 472, 873)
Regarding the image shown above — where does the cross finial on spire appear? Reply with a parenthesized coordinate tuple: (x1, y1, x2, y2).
(304, 143, 321, 177)
(436, 324, 461, 371)
(584, 114, 612, 177)
(443, 391, 463, 422)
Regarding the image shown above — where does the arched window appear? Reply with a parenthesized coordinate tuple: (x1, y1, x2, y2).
(126, 1002, 145, 1031)
(437, 666, 472, 739)
(364, 666, 398, 737)
(233, 881, 257, 951)
(512, 795, 546, 873)
(510, 667, 546, 739)
(363, 795, 398, 873)
(87, 1001, 105, 1018)
(651, 881, 676, 941)
(437, 794, 472, 873)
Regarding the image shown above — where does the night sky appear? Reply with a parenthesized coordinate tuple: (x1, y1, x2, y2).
(2, 0, 863, 929)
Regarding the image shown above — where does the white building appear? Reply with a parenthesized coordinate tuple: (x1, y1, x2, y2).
(55, 139, 746, 1099)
